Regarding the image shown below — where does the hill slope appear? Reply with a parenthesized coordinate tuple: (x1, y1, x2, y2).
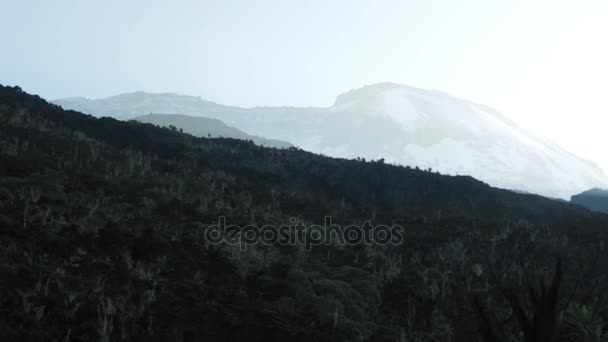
(4, 84, 608, 341)
(571, 188, 608, 213)
(54, 83, 608, 199)
(132, 113, 292, 148)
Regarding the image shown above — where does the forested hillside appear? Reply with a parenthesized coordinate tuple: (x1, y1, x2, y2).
(2, 84, 608, 341)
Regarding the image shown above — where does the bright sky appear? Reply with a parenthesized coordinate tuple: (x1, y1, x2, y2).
(1, 0, 607, 173)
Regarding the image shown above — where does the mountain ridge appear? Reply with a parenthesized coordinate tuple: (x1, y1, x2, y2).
(132, 113, 292, 148)
(53, 82, 608, 199)
(571, 188, 608, 213)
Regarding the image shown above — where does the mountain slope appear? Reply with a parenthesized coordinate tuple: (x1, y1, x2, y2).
(321, 83, 608, 199)
(132, 113, 292, 148)
(5, 84, 608, 341)
(571, 188, 608, 213)
(53, 83, 608, 198)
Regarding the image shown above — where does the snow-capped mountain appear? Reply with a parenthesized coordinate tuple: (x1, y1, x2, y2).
(53, 83, 608, 199)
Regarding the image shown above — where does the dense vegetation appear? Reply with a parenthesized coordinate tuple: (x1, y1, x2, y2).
(1, 84, 608, 341)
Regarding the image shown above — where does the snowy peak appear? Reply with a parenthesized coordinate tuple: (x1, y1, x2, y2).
(333, 83, 455, 114)
(53, 83, 608, 199)
(326, 83, 608, 198)
(332, 83, 516, 140)
(334, 82, 405, 106)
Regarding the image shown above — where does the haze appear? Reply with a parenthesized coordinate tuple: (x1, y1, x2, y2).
(1, 0, 607, 174)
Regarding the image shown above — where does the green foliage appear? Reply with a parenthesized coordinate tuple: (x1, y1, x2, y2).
(566, 305, 604, 342)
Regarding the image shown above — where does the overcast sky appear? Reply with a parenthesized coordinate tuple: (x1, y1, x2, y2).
(1, 0, 607, 173)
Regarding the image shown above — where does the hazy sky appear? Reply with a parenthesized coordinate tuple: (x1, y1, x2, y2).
(1, 0, 607, 173)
